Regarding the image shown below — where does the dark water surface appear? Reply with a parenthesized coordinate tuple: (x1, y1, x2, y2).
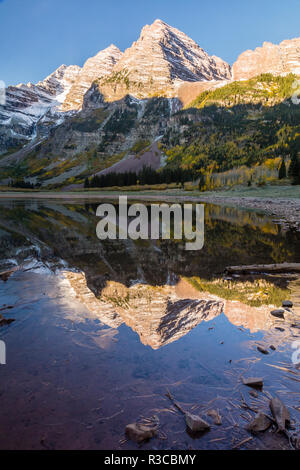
(0, 199, 299, 450)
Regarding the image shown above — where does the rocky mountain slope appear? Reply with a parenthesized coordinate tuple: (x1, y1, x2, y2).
(96, 19, 231, 101)
(0, 46, 122, 155)
(3, 73, 299, 188)
(0, 19, 230, 156)
(0, 95, 179, 187)
(62, 45, 122, 111)
(160, 73, 300, 176)
(233, 37, 300, 80)
(0, 64, 81, 154)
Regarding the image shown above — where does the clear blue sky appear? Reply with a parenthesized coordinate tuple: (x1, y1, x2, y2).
(1, 0, 300, 85)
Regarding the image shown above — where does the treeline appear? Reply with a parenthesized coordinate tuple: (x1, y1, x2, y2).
(8, 179, 40, 189)
(85, 166, 196, 188)
(288, 150, 300, 185)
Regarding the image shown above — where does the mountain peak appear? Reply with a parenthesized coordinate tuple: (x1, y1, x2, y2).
(150, 18, 170, 29)
(153, 18, 166, 25)
(140, 18, 186, 40)
(96, 44, 122, 56)
(110, 19, 231, 98)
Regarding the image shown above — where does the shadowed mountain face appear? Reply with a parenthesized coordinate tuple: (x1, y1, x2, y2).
(1, 199, 300, 348)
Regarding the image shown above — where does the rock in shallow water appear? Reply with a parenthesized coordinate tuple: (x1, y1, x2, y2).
(269, 397, 290, 432)
(185, 412, 210, 433)
(270, 309, 285, 318)
(247, 412, 272, 433)
(125, 422, 158, 443)
(242, 377, 263, 389)
(257, 346, 269, 355)
(207, 409, 222, 425)
(282, 300, 293, 308)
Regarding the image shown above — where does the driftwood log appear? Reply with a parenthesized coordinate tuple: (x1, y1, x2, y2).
(225, 263, 300, 275)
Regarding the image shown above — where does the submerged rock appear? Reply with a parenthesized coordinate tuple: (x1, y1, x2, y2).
(269, 397, 290, 432)
(242, 377, 263, 389)
(185, 412, 210, 433)
(247, 412, 272, 433)
(0, 317, 15, 327)
(257, 346, 269, 355)
(207, 409, 222, 425)
(125, 422, 158, 443)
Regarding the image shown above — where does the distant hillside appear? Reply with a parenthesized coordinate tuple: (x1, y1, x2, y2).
(160, 74, 300, 174)
(190, 73, 297, 108)
(1, 74, 300, 189)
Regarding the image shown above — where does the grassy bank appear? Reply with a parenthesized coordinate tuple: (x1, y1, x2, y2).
(0, 184, 300, 199)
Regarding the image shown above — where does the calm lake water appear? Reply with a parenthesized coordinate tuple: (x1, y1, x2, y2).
(0, 198, 299, 450)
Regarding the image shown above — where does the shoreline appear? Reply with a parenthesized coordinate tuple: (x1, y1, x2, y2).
(0, 190, 300, 229)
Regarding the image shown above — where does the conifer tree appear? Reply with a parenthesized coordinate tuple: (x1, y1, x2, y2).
(288, 151, 300, 185)
(278, 158, 286, 179)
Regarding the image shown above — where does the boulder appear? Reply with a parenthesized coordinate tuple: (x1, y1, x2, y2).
(242, 377, 263, 389)
(185, 412, 210, 433)
(270, 309, 285, 319)
(257, 346, 269, 355)
(247, 412, 272, 433)
(125, 422, 157, 443)
(269, 397, 290, 432)
(207, 409, 222, 425)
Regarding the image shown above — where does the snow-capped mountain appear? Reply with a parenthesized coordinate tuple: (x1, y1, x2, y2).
(0, 64, 81, 152)
(0, 46, 122, 153)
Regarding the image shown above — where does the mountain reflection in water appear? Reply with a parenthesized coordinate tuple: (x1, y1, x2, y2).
(1, 199, 300, 343)
(0, 199, 299, 450)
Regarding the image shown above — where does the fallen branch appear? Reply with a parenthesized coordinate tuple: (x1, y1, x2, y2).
(165, 389, 186, 414)
(225, 263, 300, 275)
